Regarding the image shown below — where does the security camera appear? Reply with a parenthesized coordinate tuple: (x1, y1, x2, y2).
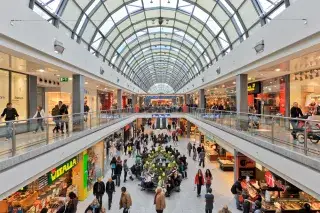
(158, 17, 164, 25)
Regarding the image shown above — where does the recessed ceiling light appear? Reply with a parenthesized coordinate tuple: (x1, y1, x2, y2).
(232, 81, 236, 84)
(222, 85, 225, 88)
(248, 77, 252, 80)
(68, 77, 72, 80)
(260, 73, 264, 76)
(56, 74, 60, 77)
(38, 69, 45, 72)
(85, 82, 88, 84)
(96, 86, 99, 88)
(275, 68, 281, 72)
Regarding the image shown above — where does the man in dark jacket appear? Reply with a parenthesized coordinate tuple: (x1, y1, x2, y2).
(242, 194, 251, 213)
(115, 162, 123, 187)
(205, 188, 214, 213)
(232, 177, 243, 210)
(58, 101, 69, 133)
(106, 178, 116, 210)
(290, 102, 304, 139)
(1, 103, 19, 140)
(93, 178, 105, 206)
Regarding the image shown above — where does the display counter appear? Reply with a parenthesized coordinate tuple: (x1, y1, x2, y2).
(206, 150, 219, 161)
(218, 158, 234, 171)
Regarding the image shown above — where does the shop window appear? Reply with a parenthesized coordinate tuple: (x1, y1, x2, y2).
(11, 72, 27, 120)
(0, 70, 9, 111)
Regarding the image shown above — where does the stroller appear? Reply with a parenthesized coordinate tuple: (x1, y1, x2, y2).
(293, 115, 320, 144)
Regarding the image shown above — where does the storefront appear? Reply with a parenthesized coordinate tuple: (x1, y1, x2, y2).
(290, 70, 320, 114)
(0, 69, 28, 120)
(1, 157, 79, 212)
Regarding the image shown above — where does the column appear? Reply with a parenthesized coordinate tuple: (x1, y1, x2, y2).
(234, 150, 239, 182)
(187, 120, 191, 138)
(139, 96, 143, 108)
(284, 75, 290, 118)
(236, 74, 248, 113)
(199, 89, 205, 109)
(28, 75, 37, 117)
(172, 97, 177, 105)
(179, 96, 183, 105)
(184, 94, 190, 105)
(117, 89, 122, 109)
(131, 94, 137, 107)
(72, 74, 85, 130)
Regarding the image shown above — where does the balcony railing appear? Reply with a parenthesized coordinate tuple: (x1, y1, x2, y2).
(0, 108, 134, 160)
(188, 107, 320, 158)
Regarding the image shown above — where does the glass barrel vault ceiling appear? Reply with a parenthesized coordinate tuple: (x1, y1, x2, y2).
(32, 0, 287, 93)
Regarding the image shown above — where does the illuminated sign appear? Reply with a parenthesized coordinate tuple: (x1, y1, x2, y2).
(48, 157, 77, 184)
(247, 82, 261, 94)
(60, 77, 69, 82)
(265, 171, 287, 191)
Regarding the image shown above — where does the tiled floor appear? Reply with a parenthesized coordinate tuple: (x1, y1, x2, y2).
(78, 128, 237, 213)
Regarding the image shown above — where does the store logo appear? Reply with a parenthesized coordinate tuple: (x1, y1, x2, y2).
(48, 157, 77, 184)
(14, 96, 23, 100)
(265, 171, 287, 191)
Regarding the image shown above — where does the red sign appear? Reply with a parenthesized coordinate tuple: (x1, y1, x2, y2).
(265, 171, 275, 187)
(265, 171, 287, 191)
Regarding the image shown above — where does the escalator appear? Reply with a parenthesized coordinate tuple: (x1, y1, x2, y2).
(161, 118, 167, 129)
(156, 118, 161, 129)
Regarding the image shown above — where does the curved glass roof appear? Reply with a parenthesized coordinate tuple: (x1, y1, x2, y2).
(148, 83, 174, 94)
(32, 0, 287, 92)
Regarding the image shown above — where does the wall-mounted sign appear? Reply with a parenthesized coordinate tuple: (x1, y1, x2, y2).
(60, 77, 69, 82)
(247, 82, 261, 94)
(264, 171, 287, 191)
(48, 157, 77, 184)
(152, 114, 171, 118)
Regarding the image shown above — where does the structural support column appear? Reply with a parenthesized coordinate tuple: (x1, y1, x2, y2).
(234, 150, 239, 182)
(139, 96, 143, 108)
(131, 94, 137, 107)
(199, 89, 205, 109)
(284, 74, 290, 118)
(179, 96, 183, 105)
(72, 74, 85, 130)
(187, 121, 191, 138)
(117, 89, 122, 109)
(184, 94, 190, 105)
(72, 74, 85, 114)
(172, 97, 177, 105)
(236, 74, 248, 130)
(28, 75, 37, 117)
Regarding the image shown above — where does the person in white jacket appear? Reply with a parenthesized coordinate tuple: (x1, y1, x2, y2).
(33, 106, 45, 133)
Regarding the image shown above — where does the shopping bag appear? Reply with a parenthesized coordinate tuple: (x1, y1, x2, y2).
(112, 175, 116, 180)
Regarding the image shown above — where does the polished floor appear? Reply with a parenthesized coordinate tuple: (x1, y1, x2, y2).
(77, 128, 236, 213)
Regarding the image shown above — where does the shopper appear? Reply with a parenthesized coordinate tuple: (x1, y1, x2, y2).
(243, 194, 251, 213)
(115, 156, 123, 186)
(110, 157, 117, 177)
(85, 198, 101, 213)
(253, 200, 262, 213)
(1, 103, 19, 140)
(290, 102, 304, 139)
(33, 106, 45, 133)
(194, 169, 204, 197)
(231, 177, 243, 210)
(299, 203, 312, 213)
(58, 101, 69, 134)
(123, 159, 129, 182)
(154, 187, 166, 213)
(199, 149, 205, 168)
(106, 178, 116, 210)
(119, 187, 132, 213)
(93, 178, 105, 206)
(187, 141, 192, 157)
(205, 169, 213, 193)
(52, 105, 60, 133)
(218, 205, 232, 213)
(40, 208, 48, 213)
(66, 192, 78, 213)
(205, 188, 214, 213)
(84, 102, 90, 122)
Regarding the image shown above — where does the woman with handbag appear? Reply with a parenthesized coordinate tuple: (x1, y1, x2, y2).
(33, 106, 45, 133)
(110, 157, 117, 177)
(205, 169, 213, 193)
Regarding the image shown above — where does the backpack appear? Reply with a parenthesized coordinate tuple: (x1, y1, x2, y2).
(231, 183, 237, 194)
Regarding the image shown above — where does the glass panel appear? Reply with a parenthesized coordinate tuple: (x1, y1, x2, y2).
(82, 20, 97, 43)
(92, 33, 103, 49)
(206, 17, 221, 35)
(257, 0, 282, 13)
(11, 73, 27, 120)
(61, 0, 82, 29)
(33, 5, 52, 21)
(37, 0, 62, 14)
(100, 17, 114, 35)
(224, 20, 238, 43)
(112, 6, 128, 23)
(91, 4, 108, 26)
(0, 70, 9, 111)
(212, 4, 229, 26)
(193, 6, 209, 23)
(238, 0, 260, 29)
(267, 4, 286, 20)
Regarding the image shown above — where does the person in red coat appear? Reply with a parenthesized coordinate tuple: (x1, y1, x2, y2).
(194, 169, 204, 197)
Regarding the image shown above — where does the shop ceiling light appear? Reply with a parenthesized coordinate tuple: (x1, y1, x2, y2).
(54, 40, 65, 54)
(275, 68, 281, 72)
(85, 82, 88, 84)
(38, 69, 45, 72)
(254, 40, 264, 54)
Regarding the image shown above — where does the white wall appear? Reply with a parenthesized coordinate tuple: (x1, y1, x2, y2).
(0, 0, 144, 94)
(178, 0, 320, 93)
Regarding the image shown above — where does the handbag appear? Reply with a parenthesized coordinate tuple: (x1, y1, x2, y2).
(62, 115, 69, 122)
(112, 175, 116, 180)
(123, 208, 130, 213)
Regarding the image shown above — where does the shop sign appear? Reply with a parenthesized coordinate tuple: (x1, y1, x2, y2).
(48, 157, 78, 184)
(152, 114, 171, 118)
(265, 171, 287, 191)
(60, 77, 69, 82)
(247, 82, 261, 94)
(239, 168, 256, 179)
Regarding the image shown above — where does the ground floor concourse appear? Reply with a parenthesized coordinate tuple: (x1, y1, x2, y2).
(77, 127, 236, 213)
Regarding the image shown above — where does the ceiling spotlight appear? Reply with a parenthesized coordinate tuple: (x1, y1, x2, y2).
(100, 67, 105, 75)
(150, 0, 153, 3)
(38, 69, 45, 72)
(232, 81, 236, 84)
(158, 17, 164, 25)
(275, 68, 281, 72)
(254, 40, 264, 54)
(85, 81, 88, 85)
(216, 67, 221, 74)
(167, 0, 170, 3)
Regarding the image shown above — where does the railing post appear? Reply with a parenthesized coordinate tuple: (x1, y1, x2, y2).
(89, 113, 92, 129)
(304, 121, 308, 155)
(271, 117, 275, 144)
(46, 119, 50, 145)
(11, 122, 16, 157)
